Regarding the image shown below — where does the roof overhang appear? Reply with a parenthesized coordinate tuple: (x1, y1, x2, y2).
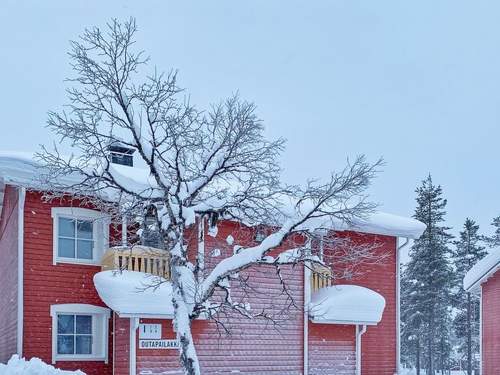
(94, 270, 175, 318)
(309, 284, 386, 325)
(463, 250, 500, 293)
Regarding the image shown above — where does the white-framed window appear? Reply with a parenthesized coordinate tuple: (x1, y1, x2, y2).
(50, 304, 110, 364)
(51, 207, 109, 265)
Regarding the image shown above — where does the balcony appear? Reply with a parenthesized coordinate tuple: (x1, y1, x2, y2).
(311, 263, 332, 292)
(101, 245, 171, 280)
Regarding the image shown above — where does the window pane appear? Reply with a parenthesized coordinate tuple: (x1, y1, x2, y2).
(77, 240, 93, 260)
(57, 314, 74, 334)
(57, 335, 74, 354)
(59, 218, 75, 237)
(76, 335, 92, 355)
(76, 315, 92, 334)
(58, 238, 75, 258)
(77, 220, 93, 240)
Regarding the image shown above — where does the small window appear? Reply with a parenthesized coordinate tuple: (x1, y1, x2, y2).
(51, 207, 109, 265)
(57, 314, 93, 355)
(58, 218, 94, 260)
(50, 304, 110, 364)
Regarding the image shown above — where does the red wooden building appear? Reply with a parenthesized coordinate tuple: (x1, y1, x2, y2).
(464, 249, 500, 375)
(0, 153, 425, 375)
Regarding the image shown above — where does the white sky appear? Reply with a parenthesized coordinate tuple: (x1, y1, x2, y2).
(1, 1, 499, 239)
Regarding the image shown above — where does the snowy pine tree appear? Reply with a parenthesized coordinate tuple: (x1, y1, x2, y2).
(452, 218, 486, 375)
(401, 175, 453, 375)
(485, 215, 500, 247)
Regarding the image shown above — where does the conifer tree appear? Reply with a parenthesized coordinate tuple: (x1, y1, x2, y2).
(485, 216, 500, 247)
(452, 218, 486, 375)
(401, 175, 453, 375)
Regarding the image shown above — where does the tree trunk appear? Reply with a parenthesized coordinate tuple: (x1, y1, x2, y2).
(428, 309, 434, 375)
(171, 241, 201, 375)
(467, 292, 472, 375)
(416, 337, 420, 375)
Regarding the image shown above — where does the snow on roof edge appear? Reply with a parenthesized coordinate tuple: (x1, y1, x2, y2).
(463, 249, 500, 292)
(309, 284, 386, 325)
(0, 153, 425, 239)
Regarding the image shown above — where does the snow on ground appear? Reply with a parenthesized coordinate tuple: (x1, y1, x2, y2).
(0, 355, 84, 374)
(400, 370, 467, 375)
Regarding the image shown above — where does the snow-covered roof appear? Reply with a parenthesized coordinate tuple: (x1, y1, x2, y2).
(463, 249, 500, 292)
(0, 153, 425, 239)
(309, 284, 386, 325)
(93, 270, 175, 318)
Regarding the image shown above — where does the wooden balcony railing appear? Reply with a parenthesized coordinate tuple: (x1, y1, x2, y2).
(101, 245, 171, 280)
(311, 263, 332, 292)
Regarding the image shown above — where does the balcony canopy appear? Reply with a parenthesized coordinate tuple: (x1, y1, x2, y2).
(94, 270, 175, 318)
(309, 285, 386, 325)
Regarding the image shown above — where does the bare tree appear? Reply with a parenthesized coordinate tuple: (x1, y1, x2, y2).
(38, 19, 383, 375)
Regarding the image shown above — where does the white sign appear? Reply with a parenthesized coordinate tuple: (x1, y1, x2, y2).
(139, 324, 162, 339)
(139, 339, 180, 349)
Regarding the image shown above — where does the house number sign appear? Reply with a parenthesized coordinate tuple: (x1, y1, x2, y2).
(139, 339, 180, 349)
(138, 323, 179, 349)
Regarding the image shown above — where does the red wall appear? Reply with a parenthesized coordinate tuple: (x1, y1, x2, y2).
(352, 234, 397, 375)
(482, 270, 500, 375)
(13, 191, 398, 374)
(114, 315, 131, 375)
(22, 191, 113, 374)
(309, 324, 356, 374)
(0, 185, 19, 362)
(308, 232, 397, 375)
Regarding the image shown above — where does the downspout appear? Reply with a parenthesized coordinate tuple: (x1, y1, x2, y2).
(356, 324, 367, 375)
(396, 237, 410, 374)
(303, 262, 311, 375)
(129, 317, 139, 375)
(17, 187, 25, 356)
(479, 285, 483, 375)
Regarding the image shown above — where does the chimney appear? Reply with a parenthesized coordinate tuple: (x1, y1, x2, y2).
(108, 142, 135, 167)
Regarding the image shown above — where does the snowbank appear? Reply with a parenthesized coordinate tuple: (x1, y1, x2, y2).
(0, 355, 84, 374)
(309, 284, 386, 325)
(93, 270, 175, 318)
(463, 249, 500, 291)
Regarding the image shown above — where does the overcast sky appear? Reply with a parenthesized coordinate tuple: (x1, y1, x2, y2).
(1, 1, 499, 240)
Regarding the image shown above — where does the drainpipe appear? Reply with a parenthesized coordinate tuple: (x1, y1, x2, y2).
(479, 285, 483, 375)
(17, 187, 25, 356)
(396, 237, 410, 374)
(303, 262, 311, 375)
(356, 324, 367, 375)
(129, 317, 139, 375)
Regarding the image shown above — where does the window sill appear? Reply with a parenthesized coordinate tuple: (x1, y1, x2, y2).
(54, 356, 106, 362)
(54, 258, 100, 266)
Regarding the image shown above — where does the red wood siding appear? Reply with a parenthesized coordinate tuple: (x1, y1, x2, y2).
(22, 191, 113, 374)
(311, 231, 397, 375)
(351, 233, 397, 375)
(134, 220, 305, 374)
(308, 324, 356, 375)
(114, 315, 131, 375)
(482, 270, 500, 375)
(136, 318, 181, 374)
(0, 185, 19, 362)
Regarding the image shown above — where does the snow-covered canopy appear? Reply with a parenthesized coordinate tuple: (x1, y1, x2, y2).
(0, 153, 425, 239)
(94, 270, 175, 318)
(309, 284, 386, 325)
(463, 249, 500, 292)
